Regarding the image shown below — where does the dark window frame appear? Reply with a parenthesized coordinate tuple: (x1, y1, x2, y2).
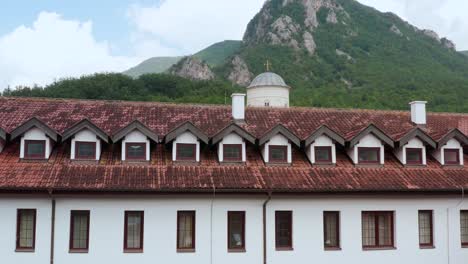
(123, 211, 144, 252)
(418, 210, 434, 248)
(269, 145, 288, 163)
(323, 211, 340, 250)
(176, 143, 197, 161)
(227, 211, 246, 251)
(69, 210, 90, 252)
(275, 211, 293, 250)
(315, 146, 333, 163)
(358, 147, 381, 164)
(444, 149, 460, 165)
(361, 211, 395, 249)
(125, 142, 147, 161)
(177, 211, 196, 252)
(223, 144, 243, 162)
(406, 148, 423, 165)
(461, 210, 468, 247)
(74, 141, 96, 160)
(16, 209, 37, 251)
(24, 140, 46, 159)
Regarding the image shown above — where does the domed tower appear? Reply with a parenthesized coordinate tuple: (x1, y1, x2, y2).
(246, 71, 290, 108)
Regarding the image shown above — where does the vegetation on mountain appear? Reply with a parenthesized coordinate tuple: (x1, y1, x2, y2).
(461, 51, 468, 56)
(124, 57, 182, 78)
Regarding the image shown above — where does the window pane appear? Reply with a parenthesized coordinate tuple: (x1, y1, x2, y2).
(444, 149, 459, 164)
(127, 143, 146, 159)
(177, 144, 196, 160)
(461, 211, 468, 245)
(315, 147, 332, 162)
(270, 146, 287, 162)
(419, 211, 432, 246)
(223, 145, 242, 161)
(228, 212, 245, 249)
(76, 142, 95, 158)
(378, 214, 392, 246)
(324, 212, 339, 248)
(358, 148, 379, 163)
(362, 213, 376, 247)
(17, 209, 35, 249)
(178, 211, 195, 249)
(71, 211, 89, 250)
(25, 141, 45, 158)
(275, 211, 292, 248)
(362, 212, 393, 248)
(125, 212, 143, 249)
(406, 149, 422, 164)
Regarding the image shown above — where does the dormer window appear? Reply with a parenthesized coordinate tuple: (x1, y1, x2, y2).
(212, 124, 254, 164)
(259, 125, 300, 165)
(126, 143, 146, 161)
(358, 147, 380, 164)
(406, 148, 423, 165)
(69, 129, 101, 161)
(444, 149, 460, 165)
(315, 146, 332, 163)
(176, 143, 196, 161)
(75, 142, 96, 160)
(347, 125, 393, 166)
(24, 140, 46, 159)
(269, 145, 288, 163)
(223, 144, 242, 162)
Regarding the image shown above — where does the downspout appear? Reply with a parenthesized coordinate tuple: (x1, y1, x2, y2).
(263, 192, 272, 264)
(210, 184, 216, 264)
(447, 186, 465, 264)
(48, 190, 56, 264)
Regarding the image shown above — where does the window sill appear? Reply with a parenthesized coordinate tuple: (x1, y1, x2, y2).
(123, 249, 143, 253)
(228, 248, 246, 253)
(355, 164, 383, 168)
(443, 165, 463, 169)
(69, 249, 89, 254)
(275, 247, 293, 251)
(419, 245, 435, 250)
(266, 162, 291, 167)
(363, 246, 396, 251)
(21, 158, 47, 163)
(404, 164, 426, 168)
(15, 248, 35, 253)
(177, 248, 195, 253)
(220, 161, 245, 165)
(462, 244, 468, 248)
(313, 162, 336, 167)
(324, 247, 342, 251)
(71, 159, 98, 164)
(173, 160, 199, 165)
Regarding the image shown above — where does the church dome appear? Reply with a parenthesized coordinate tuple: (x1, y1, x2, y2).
(247, 72, 290, 89)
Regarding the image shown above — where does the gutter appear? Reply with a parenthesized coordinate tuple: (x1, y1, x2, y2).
(263, 191, 272, 264)
(48, 190, 56, 264)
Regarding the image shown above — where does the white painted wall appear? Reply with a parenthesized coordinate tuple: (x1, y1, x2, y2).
(172, 131, 200, 162)
(247, 86, 290, 108)
(20, 127, 52, 159)
(306, 135, 336, 164)
(70, 129, 101, 160)
(262, 134, 292, 163)
(1, 195, 467, 264)
(217, 133, 246, 162)
(431, 139, 464, 166)
(121, 130, 150, 161)
(347, 134, 384, 165)
(231, 94, 246, 121)
(394, 138, 426, 165)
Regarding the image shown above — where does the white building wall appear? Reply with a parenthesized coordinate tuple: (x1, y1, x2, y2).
(247, 86, 290, 108)
(217, 133, 246, 162)
(70, 129, 101, 160)
(432, 139, 464, 166)
(262, 134, 292, 163)
(307, 135, 336, 164)
(395, 138, 426, 165)
(172, 132, 200, 162)
(0, 195, 467, 264)
(20, 128, 52, 159)
(121, 130, 150, 161)
(347, 134, 384, 165)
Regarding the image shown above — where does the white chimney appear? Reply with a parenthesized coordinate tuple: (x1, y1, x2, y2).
(231, 93, 246, 122)
(409, 101, 427, 125)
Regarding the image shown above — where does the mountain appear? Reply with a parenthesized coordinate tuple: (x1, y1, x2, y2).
(124, 57, 182, 78)
(462, 51, 468, 56)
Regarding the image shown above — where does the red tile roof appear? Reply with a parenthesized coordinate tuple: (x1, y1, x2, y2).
(0, 97, 466, 194)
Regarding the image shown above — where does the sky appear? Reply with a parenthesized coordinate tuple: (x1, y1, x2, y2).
(0, 0, 467, 89)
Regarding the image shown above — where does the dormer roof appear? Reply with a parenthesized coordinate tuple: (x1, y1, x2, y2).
(10, 117, 59, 141)
(212, 123, 256, 145)
(259, 124, 300, 147)
(397, 127, 437, 148)
(62, 119, 109, 143)
(349, 124, 394, 148)
(437, 128, 468, 148)
(165, 121, 209, 144)
(0, 127, 6, 141)
(112, 120, 159, 143)
(304, 125, 345, 146)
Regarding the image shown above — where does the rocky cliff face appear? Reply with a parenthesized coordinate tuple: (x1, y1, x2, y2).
(169, 57, 215, 81)
(228, 56, 253, 86)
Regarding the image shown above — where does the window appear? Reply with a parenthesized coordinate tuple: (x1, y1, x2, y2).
(269, 145, 287, 163)
(24, 140, 45, 159)
(358, 147, 380, 164)
(461, 210, 468, 247)
(126, 143, 146, 160)
(323, 211, 340, 249)
(75, 142, 96, 159)
(228, 211, 245, 251)
(70, 211, 90, 252)
(315, 146, 332, 163)
(176, 144, 196, 161)
(275, 211, 292, 250)
(362, 211, 394, 249)
(177, 211, 195, 251)
(406, 148, 423, 165)
(223, 144, 242, 162)
(16, 209, 36, 251)
(124, 211, 144, 252)
(444, 149, 460, 165)
(418, 210, 433, 248)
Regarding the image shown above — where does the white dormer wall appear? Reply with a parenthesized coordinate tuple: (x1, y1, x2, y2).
(347, 134, 385, 165)
(70, 129, 101, 160)
(395, 138, 427, 165)
(20, 127, 52, 159)
(432, 138, 464, 166)
(307, 135, 336, 164)
(172, 131, 200, 162)
(262, 134, 292, 163)
(218, 133, 246, 162)
(122, 130, 150, 161)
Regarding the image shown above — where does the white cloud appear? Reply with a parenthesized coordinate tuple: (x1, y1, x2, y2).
(127, 0, 265, 55)
(0, 12, 141, 89)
